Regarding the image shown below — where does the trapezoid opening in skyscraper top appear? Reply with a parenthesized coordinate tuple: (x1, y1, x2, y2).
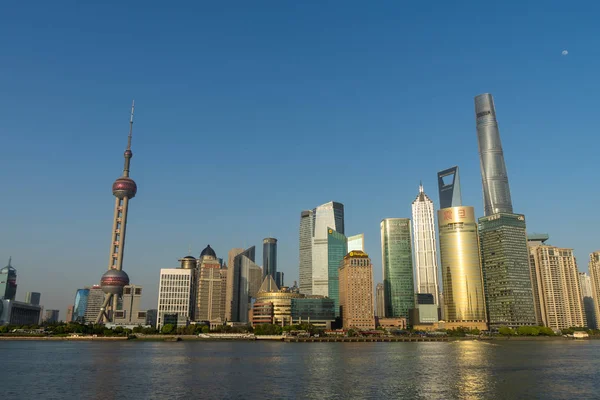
(437, 166, 462, 209)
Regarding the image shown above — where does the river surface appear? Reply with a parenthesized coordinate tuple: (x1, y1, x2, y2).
(2, 340, 599, 399)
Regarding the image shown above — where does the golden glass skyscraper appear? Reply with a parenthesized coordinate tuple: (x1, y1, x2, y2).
(438, 206, 487, 330)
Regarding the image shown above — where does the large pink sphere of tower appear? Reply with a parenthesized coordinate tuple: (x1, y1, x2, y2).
(112, 177, 137, 199)
(100, 269, 130, 295)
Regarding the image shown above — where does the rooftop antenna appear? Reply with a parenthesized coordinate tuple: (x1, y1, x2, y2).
(7, 256, 11, 267)
(188, 244, 192, 256)
(127, 100, 135, 150)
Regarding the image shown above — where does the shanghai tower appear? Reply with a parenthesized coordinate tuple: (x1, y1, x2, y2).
(475, 93, 513, 216)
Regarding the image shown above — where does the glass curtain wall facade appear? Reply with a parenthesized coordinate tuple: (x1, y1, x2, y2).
(73, 288, 90, 323)
(475, 93, 514, 216)
(232, 246, 258, 323)
(381, 218, 415, 319)
(327, 228, 348, 317)
(438, 206, 487, 330)
(311, 202, 344, 296)
(478, 213, 537, 328)
(262, 238, 277, 281)
(412, 184, 439, 305)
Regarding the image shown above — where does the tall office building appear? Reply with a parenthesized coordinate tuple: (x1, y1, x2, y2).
(578, 272, 597, 329)
(96, 103, 138, 323)
(231, 247, 259, 323)
(0, 257, 17, 301)
(438, 206, 487, 330)
(44, 310, 60, 324)
(84, 286, 105, 324)
(338, 251, 375, 330)
(437, 167, 462, 209)
(196, 245, 225, 325)
(73, 288, 90, 323)
(25, 292, 41, 306)
(528, 235, 586, 329)
(248, 264, 263, 299)
(225, 248, 244, 321)
(474, 93, 513, 216)
(157, 268, 194, 328)
(114, 285, 146, 325)
(381, 218, 414, 318)
(347, 234, 365, 253)
(311, 201, 345, 296)
(589, 252, 600, 329)
(66, 305, 74, 323)
(411, 183, 439, 305)
(262, 238, 278, 281)
(328, 228, 348, 317)
(299, 210, 314, 295)
(375, 283, 385, 318)
(275, 272, 284, 288)
(478, 213, 537, 328)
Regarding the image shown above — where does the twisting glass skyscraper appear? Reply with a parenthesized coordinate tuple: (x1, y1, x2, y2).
(411, 183, 439, 305)
(381, 218, 414, 318)
(475, 93, 513, 216)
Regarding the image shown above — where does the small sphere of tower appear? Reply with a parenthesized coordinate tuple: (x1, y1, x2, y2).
(112, 177, 137, 199)
(100, 269, 130, 295)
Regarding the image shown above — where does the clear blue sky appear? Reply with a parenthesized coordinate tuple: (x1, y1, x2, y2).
(1, 1, 599, 315)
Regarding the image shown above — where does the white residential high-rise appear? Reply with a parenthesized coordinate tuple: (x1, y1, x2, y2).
(157, 268, 193, 328)
(411, 183, 439, 305)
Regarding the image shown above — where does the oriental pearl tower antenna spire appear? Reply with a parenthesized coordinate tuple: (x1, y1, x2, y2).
(96, 101, 138, 324)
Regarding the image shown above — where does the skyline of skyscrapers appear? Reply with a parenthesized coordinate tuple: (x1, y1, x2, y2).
(381, 218, 415, 319)
(16, 93, 599, 333)
(411, 184, 439, 306)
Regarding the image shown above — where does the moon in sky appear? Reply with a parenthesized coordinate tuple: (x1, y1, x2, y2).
(562, 50, 569, 56)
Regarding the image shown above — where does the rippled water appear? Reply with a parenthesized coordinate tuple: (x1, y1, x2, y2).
(2, 340, 599, 399)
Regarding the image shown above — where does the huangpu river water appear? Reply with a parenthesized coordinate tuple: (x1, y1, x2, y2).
(2, 339, 599, 399)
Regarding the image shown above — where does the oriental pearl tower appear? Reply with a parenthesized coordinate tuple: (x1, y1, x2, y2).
(95, 102, 137, 324)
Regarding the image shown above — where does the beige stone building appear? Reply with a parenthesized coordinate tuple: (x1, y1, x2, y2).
(196, 245, 226, 326)
(528, 235, 585, 330)
(338, 251, 375, 330)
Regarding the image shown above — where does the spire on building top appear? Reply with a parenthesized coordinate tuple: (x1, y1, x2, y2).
(7, 256, 11, 267)
(419, 181, 424, 193)
(127, 100, 134, 150)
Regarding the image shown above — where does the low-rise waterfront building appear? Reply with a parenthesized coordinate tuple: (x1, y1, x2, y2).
(0, 300, 42, 325)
